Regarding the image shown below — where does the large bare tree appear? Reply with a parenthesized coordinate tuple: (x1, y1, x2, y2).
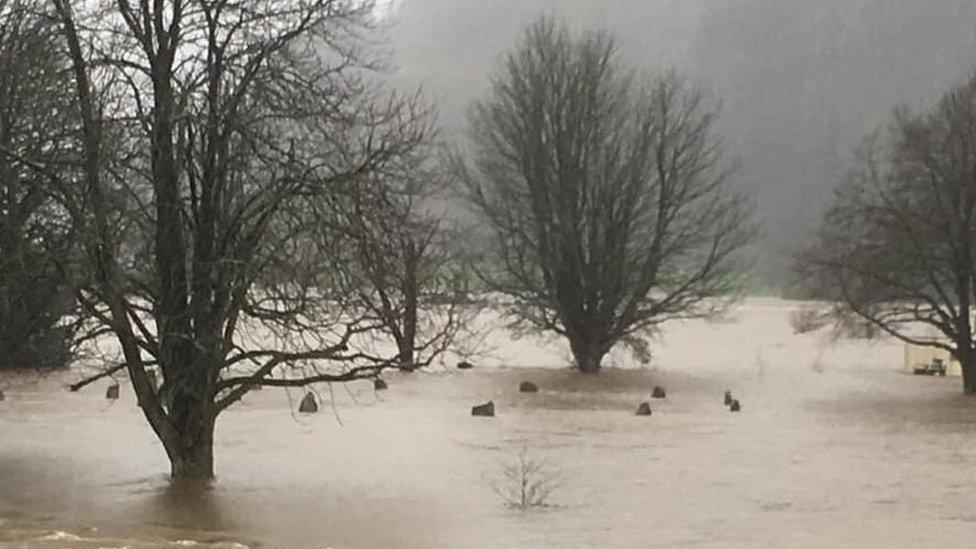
(799, 73, 976, 394)
(456, 19, 752, 372)
(38, 0, 431, 478)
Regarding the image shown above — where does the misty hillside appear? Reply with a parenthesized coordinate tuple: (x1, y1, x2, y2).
(386, 0, 976, 289)
(695, 0, 976, 285)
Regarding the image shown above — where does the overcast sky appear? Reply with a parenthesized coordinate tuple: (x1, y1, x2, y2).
(383, 0, 976, 287)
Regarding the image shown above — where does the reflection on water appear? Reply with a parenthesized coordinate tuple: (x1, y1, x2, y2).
(0, 459, 246, 547)
(142, 480, 231, 534)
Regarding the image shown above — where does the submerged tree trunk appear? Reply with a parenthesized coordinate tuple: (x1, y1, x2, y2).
(958, 345, 976, 395)
(964, 366, 976, 396)
(169, 437, 214, 479)
(163, 366, 217, 479)
(394, 304, 417, 371)
(164, 412, 216, 479)
(397, 342, 415, 372)
(570, 336, 607, 373)
(398, 247, 419, 371)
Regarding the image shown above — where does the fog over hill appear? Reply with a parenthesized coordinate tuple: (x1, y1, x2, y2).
(696, 0, 976, 286)
(384, 0, 976, 289)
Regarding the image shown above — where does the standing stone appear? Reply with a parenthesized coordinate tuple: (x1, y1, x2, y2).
(652, 386, 667, 399)
(374, 378, 388, 391)
(519, 381, 539, 393)
(298, 392, 318, 414)
(471, 401, 495, 417)
(635, 402, 653, 416)
(106, 384, 120, 400)
(457, 361, 474, 370)
(730, 399, 741, 412)
(724, 390, 733, 406)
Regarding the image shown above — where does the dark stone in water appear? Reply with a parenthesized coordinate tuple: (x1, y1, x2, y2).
(652, 386, 667, 399)
(724, 390, 733, 406)
(106, 384, 120, 400)
(635, 402, 653, 416)
(519, 381, 539, 393)
(457, 361, 474, 370)
(298, 392, 318, 414)
(374, 378, 388, 391)
(730, 399, 741, 412)
(471, 401, 494, 417)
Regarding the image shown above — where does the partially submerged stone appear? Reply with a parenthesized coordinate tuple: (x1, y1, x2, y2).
(724, 390, 733, 406)
(456, 361, 474, 370)
(471, 401, 494, 417)
(519, 381, 539, 393)
(298, 392, 318, 414)
(106, 384, 120, 400)
(635, 402, 653, 416)
(652, 386, 667, 399)
(730, 399, 741, 413)
(374, 378, 388, 391)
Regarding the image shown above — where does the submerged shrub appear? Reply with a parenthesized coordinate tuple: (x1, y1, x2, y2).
(490, 448, 562, 511)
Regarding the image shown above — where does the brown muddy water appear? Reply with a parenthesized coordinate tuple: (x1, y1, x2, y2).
(2, 299, 976, 548)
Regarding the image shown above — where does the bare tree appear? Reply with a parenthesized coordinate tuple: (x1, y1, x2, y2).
(322, 147, 477, 372)
(489, 447, 562, 511)
(0, 1, 78, 370)
(37, 0, 431, 478)
(455, 18, 752, 373)
(799, 72, 976, 394)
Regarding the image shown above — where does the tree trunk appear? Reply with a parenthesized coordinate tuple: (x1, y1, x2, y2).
(570, 337, 606, 373)
(964, 368, 976, 395)
(398, 344, 415, 372)
(960, 350, 976, 395)
(398, 246, 419, 371)
(165, 419, 215, 479)
(162, 390, 216, 479)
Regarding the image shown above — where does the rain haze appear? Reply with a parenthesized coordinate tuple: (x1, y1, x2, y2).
(4, 1, 976, 548)
(387, 0, 976, 285)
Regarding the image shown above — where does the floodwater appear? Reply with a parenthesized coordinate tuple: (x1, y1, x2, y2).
(2, 298, 976, 548)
